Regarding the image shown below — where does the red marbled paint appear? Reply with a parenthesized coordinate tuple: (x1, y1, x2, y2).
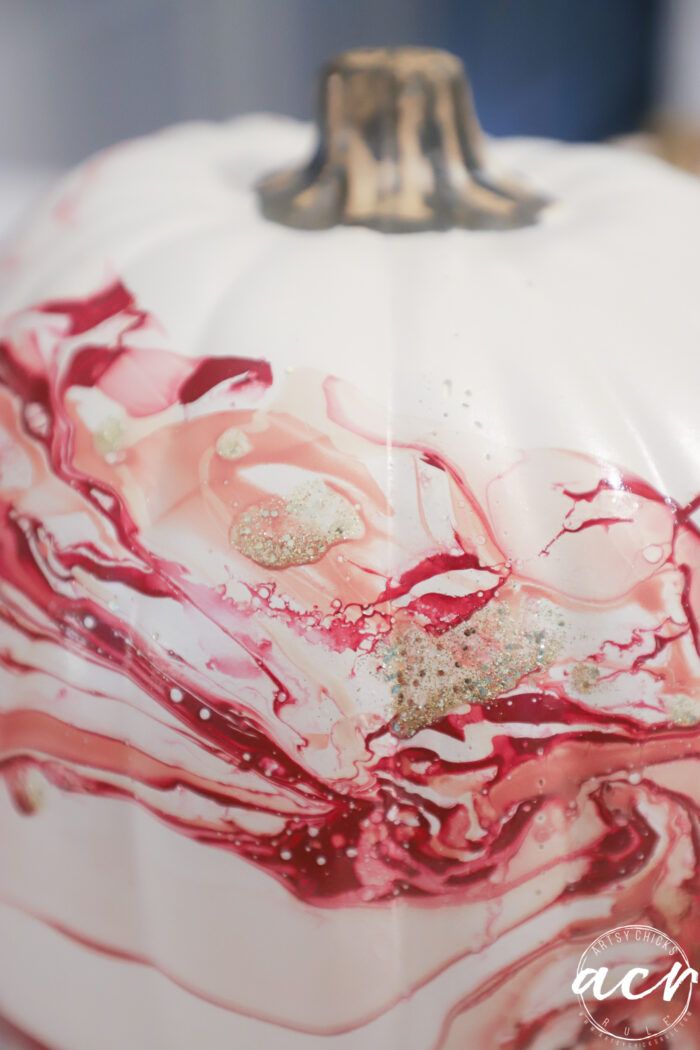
(1, 281, 699, 1047)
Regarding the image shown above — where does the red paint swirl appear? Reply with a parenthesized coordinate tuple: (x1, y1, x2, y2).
(1, 281, 699, 1047)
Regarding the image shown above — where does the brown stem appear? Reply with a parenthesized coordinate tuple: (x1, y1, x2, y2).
(257, 47, 549, 233)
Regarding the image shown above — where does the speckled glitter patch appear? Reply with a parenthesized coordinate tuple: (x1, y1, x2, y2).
(666, 695, 700, 726)
(215, 426, 251, 461)
(230, 478, 363, 569)
(570, 662, 600, 695)
(380, 594, 564, 736)
(93, 417, 125, 462)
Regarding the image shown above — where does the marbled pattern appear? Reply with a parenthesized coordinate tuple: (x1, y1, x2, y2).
(1, 281, 699, 1048)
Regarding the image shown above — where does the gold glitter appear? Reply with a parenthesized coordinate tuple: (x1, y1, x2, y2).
(215, 426, 251, 461)
(93, 417, 125, 460)
(570, 662, 600, 695)
(666, 695, 700, 726)
(230, 479, 363, 568)
(380, 596, 563, 737)
(11, 767, 45, 815)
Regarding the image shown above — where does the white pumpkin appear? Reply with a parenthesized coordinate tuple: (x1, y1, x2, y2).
(0, 48, 699, 1050)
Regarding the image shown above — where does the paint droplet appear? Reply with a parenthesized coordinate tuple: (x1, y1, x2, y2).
(643, 544, 664, 564)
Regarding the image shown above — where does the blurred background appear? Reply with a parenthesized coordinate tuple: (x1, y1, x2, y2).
(0, 0, 699, 232)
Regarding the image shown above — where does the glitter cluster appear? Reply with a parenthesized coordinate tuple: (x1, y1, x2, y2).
(230, 479, 363, 569)
(666, 694, 700, 726)
(215, 426, 251, 461)
(93, 417, 125, 461)
(379, 594, 564, 736)
(570, 662, 600, 695)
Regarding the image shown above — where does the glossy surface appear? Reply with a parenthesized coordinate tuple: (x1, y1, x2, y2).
(1, 118, 699, 1049)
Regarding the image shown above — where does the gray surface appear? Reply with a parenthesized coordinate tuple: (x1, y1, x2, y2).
(0, 166, 57, 241)
(0, 0, 424, 167)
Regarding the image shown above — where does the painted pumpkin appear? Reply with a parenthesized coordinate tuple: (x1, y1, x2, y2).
(1, 48, 699, 1050)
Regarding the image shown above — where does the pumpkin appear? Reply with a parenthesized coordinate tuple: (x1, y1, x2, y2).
(0, 47, 699, 1050)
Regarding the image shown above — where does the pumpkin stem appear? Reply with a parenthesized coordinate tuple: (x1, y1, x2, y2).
(257, 47, 549, 233)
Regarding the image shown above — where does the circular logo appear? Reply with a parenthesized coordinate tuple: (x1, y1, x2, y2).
(572, 924, 697, 1044)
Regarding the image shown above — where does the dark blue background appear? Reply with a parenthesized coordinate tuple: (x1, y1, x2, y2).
(296, 0, 660, 141)
(432, 0, 660, 140)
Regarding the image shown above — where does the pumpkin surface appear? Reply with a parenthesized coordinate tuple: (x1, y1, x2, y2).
(1, 96, 700, 1050)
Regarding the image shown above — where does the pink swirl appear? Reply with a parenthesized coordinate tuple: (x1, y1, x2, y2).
(1, 281, 699, 1046)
